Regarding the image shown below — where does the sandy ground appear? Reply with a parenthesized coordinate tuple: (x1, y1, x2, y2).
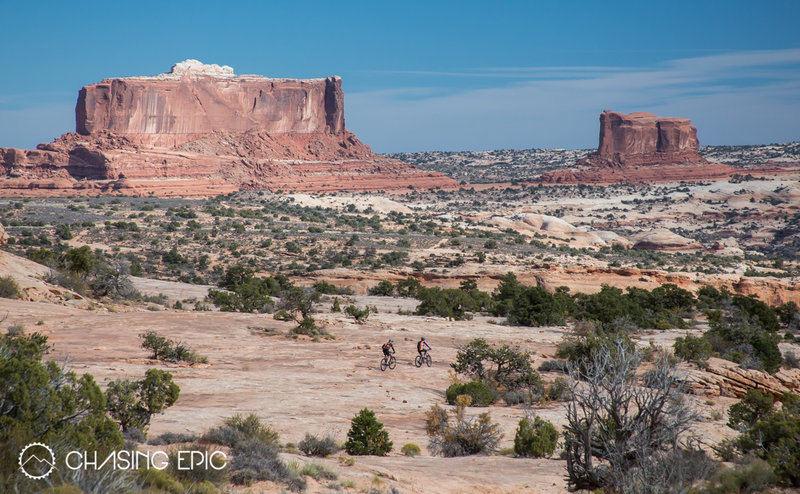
(0, 290, 744, 493)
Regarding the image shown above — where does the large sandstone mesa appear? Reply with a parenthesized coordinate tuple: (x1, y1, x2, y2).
(0, 60, 455, 197)
(539, 110, 737, 184)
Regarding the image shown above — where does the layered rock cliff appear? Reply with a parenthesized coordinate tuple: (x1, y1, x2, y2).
(0, 60, 455, 196)
(539, 110, 736, 184)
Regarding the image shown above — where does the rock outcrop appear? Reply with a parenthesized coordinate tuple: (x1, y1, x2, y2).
(686, 357, 800, 399)
(0, 60, 455, 197)
(539, 110, 737, 184)
(630, 229, 702, 251)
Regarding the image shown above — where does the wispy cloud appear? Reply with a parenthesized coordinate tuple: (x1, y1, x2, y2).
(347, 49, 800, 152)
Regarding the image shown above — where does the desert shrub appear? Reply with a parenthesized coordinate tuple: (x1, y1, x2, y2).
(425, 403, 502, 457)
(513, 416, 558, 458)
(139, 330, 206, 364)
(344, 408, 392, 456)
(451, 338, 543, 397)
(502, 389, 532, 405)
(368, 280, 395, 296)
(546, 377, 571, 401)
(0, 275, 21, 299)
(674, 334, 712, 364)
(137, 468, 184, 494)
(299, 462, 337, 481)
(229, 439, 304, 491)
(705, 301, 783, 373)
(289, 316, 324, 337)
(733, 392, 800, 486)
(446, 381, 495, 406)
(700, 458, 776, 494)
(298, 432, 340, 456)
(344, 305, 370, 323)
(91, 264, 135, 299)
(556, 329, 634, 369)
(401, 443, 421, 456)
(727, 389, 774, 432)
(538, 359, 568, 373)
(105, 368, 180, 433)
(784, 351, 800, 369)
(167, 443, 228, 485)
(202, 413, 279, 448)
(147, 431, 199, 445)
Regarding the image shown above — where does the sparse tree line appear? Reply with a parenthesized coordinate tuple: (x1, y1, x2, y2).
(369, 274, 799, 375)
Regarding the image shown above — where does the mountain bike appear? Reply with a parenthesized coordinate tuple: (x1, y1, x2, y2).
(414, 351, 432, 368)
(380, 354, 396, 371)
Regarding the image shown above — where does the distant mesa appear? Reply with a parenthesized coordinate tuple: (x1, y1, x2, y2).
(539, 110, 737, 184)
(0, 60, 455, 197)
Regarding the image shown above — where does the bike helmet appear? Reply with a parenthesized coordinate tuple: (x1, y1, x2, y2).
(389, 339, 393, 343)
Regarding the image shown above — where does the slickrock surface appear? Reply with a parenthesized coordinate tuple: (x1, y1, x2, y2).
(0, 60, 455, 196)
(539, 111, 737, 184)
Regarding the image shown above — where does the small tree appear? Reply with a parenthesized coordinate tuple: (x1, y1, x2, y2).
(344, 305, 370, 323)
(105, 369, 180, 433)
(451, 338, 543, 396)
(673, 334, 712, 364)
(344, 408, 392, 456)
(514, 416, 558, 458)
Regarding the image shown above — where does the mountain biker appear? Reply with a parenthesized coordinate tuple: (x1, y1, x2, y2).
(417, 337, 431, 357)
(382, 339, 395, 361)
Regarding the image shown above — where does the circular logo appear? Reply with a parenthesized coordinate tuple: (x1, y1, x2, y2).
(18, 442, 56, 480)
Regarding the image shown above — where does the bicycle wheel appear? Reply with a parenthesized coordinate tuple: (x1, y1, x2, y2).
(380, 358, 388, 371)
(389, 356, 397, 370)
(425, 354, 432, 367)
(414, 355, 422, 367)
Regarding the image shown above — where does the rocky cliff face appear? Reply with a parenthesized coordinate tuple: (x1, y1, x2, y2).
(0, 60, 455, 196)
(540, 110, 736, 184)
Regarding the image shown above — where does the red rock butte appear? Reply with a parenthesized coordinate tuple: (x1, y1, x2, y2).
(539, 110, 736, 184)
(0, 60, 455, 197)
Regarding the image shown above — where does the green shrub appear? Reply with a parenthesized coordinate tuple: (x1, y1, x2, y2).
(137, 467, 184, 493)
(513, 416, 559, 458)
(0, 275, 21, 299)
(674, 334, 712, 364)
(727, 389, 774, 432)
(139, 330, 206, 364)
(202, 414, 279, 448)
(344, 408, 392, 456)
(105, 368, 180, 434)
(445, 381, 494, 406)
(401, 443, 421, 457)
(344, 305, 370, 323)
(368, 280, 395, 296)
(299, 462, 337, 481)
(700, 458, 776, 493)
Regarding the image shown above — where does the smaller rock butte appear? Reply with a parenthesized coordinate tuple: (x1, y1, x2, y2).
(539, 110, 737, 184)
(0, 60, 455, 197)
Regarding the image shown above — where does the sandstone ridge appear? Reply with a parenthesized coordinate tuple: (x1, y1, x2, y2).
(539, 110, 737, 184)
(0, 60, 455, 197)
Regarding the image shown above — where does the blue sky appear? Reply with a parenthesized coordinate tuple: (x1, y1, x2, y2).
(1, 1, 798, 152)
